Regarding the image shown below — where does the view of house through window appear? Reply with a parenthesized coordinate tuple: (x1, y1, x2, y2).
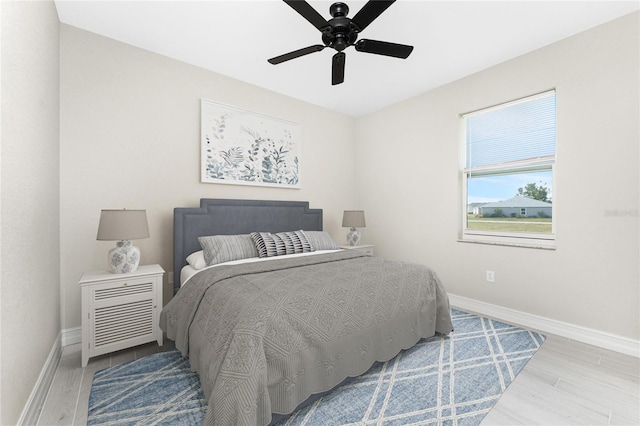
(462, 90, 556, 244)
(467, 170, 553, 234)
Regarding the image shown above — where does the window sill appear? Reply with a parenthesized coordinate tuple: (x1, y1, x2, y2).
(457, 235, 556, 250)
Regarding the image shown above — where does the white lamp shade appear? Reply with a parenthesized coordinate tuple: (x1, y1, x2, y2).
(342, 210, 366, 228)
(97, 209, 150, 241)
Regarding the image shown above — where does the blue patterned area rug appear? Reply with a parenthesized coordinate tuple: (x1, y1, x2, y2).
(88, 309, 545, 425)
(88, 350, 206, 425)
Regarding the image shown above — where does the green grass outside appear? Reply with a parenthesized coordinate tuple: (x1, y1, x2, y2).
(467, 214, 552, 233)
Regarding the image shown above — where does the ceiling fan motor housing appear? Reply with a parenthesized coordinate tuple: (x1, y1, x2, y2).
(322, 2, 359, 52)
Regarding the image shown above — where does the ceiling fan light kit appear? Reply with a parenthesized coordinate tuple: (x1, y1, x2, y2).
(268, 0, 414, 86)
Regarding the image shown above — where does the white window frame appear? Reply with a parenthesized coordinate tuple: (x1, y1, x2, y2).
(459, 91, 557, 250)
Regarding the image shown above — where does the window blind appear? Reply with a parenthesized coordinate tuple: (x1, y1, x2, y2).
(465, 91, 556, 169)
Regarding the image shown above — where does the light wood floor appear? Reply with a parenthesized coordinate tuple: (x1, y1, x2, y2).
(37, 333, 639, 425)
(37, 339, 176, 426)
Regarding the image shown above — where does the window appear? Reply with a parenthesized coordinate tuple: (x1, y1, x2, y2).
(460, 90, 556, 248)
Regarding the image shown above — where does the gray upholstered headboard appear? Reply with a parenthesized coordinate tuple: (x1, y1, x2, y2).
(173, 199, 323, 294)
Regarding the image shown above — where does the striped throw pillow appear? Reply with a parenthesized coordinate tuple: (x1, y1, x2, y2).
(198, 234, 259, 266)
(250, 230, 314, 258)
(301, 231, 340, 250)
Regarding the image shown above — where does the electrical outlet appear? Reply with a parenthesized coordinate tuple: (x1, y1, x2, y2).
(486, 271, 495, 282)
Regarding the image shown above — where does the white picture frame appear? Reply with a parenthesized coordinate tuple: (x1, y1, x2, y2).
(201, 99, 301, 188)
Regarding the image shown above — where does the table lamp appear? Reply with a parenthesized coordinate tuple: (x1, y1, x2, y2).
(97, 209, 150, 273)
(342, 210, 366, 246)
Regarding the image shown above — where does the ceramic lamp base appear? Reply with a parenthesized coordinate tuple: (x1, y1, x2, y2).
(346, 227, 361, 246)
(108, 240, 141, 274)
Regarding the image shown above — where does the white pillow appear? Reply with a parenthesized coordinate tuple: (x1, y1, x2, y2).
(186, 250, 207, 270)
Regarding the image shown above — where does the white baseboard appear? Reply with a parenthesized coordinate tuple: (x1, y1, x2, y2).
(62, 326, 82, 346)
(18, 333, 62, 426)
(449, 294, 640, 358)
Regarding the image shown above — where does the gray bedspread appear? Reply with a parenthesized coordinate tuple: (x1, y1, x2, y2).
(160, 250, 453, 426)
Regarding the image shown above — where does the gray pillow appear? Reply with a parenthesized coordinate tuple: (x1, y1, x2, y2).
(198, 234, 259, 266)
(301, 231, 340, 250)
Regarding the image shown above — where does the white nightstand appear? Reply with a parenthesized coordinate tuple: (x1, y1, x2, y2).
(79, 264, 164, 367)
(339, 244, 374, 256)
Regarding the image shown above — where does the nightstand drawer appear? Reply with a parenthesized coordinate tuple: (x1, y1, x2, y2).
(339, 244, 374, 256)
(92, 279, 154, 302)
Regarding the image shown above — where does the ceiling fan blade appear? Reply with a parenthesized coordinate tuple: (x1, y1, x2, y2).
(268, 45, 325, 64)
(283, 0, 330, 31)
(355, 39, 413, 59)
(332, 52, 346, 85)
(351, 0, 395, 32)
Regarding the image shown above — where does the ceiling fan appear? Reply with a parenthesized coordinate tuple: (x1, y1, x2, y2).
(268, 0, 414, 85)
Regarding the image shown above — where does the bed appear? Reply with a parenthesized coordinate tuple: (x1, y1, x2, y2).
(160, 198, 453, 426)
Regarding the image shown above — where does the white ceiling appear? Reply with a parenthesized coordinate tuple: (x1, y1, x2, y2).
(54, 0, 639, 117)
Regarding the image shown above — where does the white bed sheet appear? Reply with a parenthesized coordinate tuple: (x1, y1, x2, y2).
(180, 249, 343, 287)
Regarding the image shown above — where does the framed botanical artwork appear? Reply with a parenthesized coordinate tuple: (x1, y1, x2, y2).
(201, 99, 301, 188)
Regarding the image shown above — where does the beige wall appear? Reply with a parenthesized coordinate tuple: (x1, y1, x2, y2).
(0, 1, 61, 424)
(356, 12, 639, 341)
(59, 25, 357, 331)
